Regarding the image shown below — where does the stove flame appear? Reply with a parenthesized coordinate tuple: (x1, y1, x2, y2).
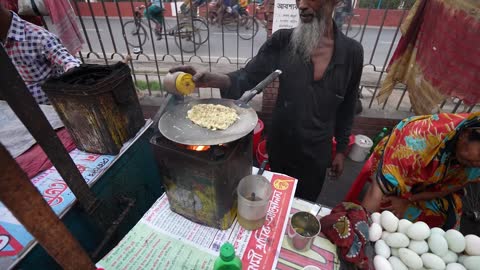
(186, 145, 211, 151)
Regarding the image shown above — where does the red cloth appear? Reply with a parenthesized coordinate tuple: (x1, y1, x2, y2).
(320, 202, 371, 269)
(383, 0, 480, 111)
(15, 128, 76, 178)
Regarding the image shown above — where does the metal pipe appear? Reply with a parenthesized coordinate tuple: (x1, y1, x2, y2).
(113, 0, 138, 84)
(99, 0, 119, 55)
(141, 0, 163, 84)
(72, 0, 95, 53)
(86, 0, 109, 64)
(0, 143, 95, 270)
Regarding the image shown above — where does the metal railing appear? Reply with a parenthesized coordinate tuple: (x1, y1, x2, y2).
(44, 0, 478, 114)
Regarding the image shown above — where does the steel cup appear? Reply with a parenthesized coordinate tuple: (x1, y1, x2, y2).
(287, 211, 321, 251)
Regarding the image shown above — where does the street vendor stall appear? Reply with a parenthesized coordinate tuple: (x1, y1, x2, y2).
(96, 169, 342, 270)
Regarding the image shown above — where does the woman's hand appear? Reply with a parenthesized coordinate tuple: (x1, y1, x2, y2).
(380, 196, 410, 218)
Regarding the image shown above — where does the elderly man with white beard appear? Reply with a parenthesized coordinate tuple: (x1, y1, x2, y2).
(171, 0, 363, 201)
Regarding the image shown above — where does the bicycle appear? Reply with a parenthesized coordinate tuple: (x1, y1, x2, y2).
(207, 1, 259, 40)
(122, 5, 209, 53)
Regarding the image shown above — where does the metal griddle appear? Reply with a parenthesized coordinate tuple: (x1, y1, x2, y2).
(159, 70, 282, 146)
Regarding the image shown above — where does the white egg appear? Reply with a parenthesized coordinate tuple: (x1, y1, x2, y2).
(421, 253, 446, 270)
(388, 256, 408, 270)
(385, 233, 410, 248)
(371, 212, 382, 224)
(398, 248, 423, 269)
(408, 240, 429, 255)
(374, 255, 393, 270)
(431, 227, 446, 236)
(397, 219, 412, 234)
(442, 250, 458, 264)
(458, 255, 469, 265)
(382, 231, 392, 241)
(375, 239, 391, 258)
(428, 233, 449, 256)
(369, 223, 383, 242)
(381, 211, 399, 232)
(446, 263, 467, 270)
(391, 248, 400, 257)
(463, 256, 480, 270)
(406, 221, 431, 240)
(444, 229, 466, 253)
(465, 235, 480, 256)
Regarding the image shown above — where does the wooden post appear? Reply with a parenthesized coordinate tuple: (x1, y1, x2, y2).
(0, 143, 96, 270)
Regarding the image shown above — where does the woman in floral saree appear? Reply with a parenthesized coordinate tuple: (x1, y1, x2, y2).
(362, 113, 480, 229)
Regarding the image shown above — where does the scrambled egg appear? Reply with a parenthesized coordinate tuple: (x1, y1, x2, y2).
(187, 104, 238, 130)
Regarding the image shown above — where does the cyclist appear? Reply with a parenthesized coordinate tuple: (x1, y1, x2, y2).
(180, 0, 206, 17)
(217, 0, 237, 23)
(143, 0, 165, 40)
(232, 0, 248, 17)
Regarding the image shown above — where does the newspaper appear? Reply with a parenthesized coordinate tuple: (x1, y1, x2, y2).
(97, 171, 297, 270)
(276, 198, 340, 270)
(0, 150, 115, 268)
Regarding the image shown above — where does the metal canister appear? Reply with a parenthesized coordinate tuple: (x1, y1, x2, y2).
(163, 72, 196, 96)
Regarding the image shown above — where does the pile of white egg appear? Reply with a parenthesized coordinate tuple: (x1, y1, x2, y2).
(369, 211, 480, 270)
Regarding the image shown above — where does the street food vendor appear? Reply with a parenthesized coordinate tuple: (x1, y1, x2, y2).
(362, 113, 480, 229)
(171, 0, 363, 201)
(0, 4, 81, 104)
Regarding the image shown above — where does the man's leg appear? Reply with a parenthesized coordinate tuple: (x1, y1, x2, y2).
(270, 156, 328, 202)
(146, 5, 164, 39)
(217, 4, 225, 24)
(293, 166, 327, 202)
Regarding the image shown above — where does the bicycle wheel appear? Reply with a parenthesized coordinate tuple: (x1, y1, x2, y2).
(224, 17, 238, 32)
(191, 18, 209, 45)
(123, 20, 148, 47)
(174, 23, 202, 53)
(238, 16, 259, 40)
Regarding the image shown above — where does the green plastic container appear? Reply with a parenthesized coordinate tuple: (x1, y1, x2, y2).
(213, 243, 242, 270)
(369, 127, 388, 156)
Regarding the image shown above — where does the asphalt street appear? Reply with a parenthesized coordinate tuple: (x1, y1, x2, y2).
(45, 17, 401, 68)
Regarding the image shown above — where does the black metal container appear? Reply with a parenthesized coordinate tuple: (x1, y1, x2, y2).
(150, 133, 253, 229)
(43, 62, 145, 155)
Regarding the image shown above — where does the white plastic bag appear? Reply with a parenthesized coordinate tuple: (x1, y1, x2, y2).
(18, 0, 49, 16)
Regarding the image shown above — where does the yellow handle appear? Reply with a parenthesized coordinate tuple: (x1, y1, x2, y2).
(175, 73, 196, 95)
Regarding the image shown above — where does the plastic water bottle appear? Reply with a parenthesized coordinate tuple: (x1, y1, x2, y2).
(213, 242, 242, 270)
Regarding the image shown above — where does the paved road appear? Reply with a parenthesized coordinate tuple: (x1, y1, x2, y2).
(46, 17, 401, 68)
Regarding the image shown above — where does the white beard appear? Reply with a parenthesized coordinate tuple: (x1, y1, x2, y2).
(290, 16, 326, 62)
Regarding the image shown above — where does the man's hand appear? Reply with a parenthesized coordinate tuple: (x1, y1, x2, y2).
(380, 196, 410, 218)
(169, 66, 231, 89)
(330, 153, 345, 179)
(169, 66, 209, 88)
